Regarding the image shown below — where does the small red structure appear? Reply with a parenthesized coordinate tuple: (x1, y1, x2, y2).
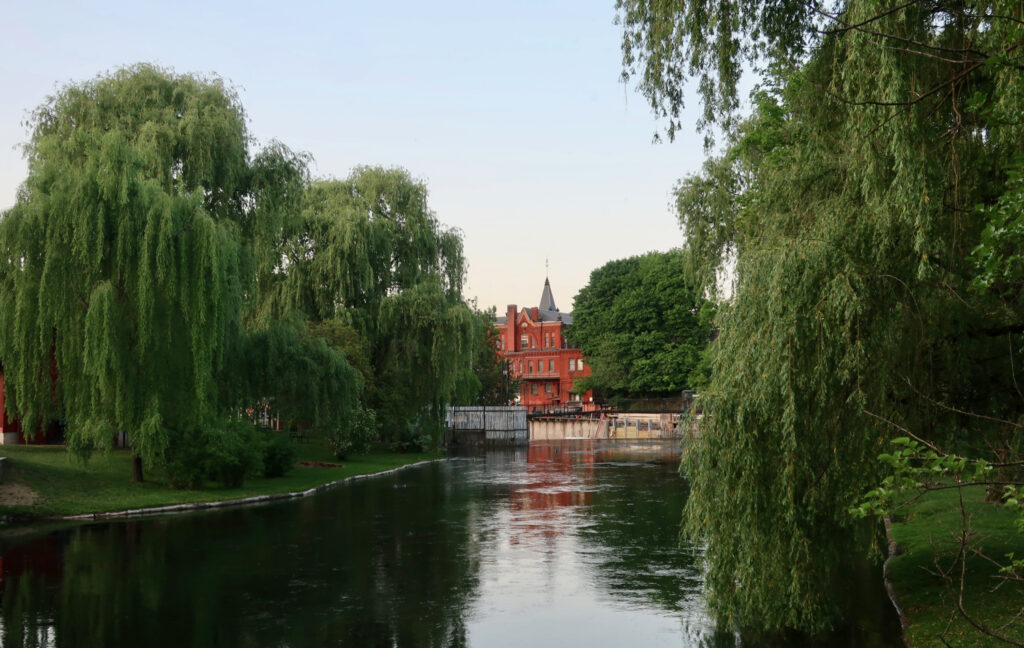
(0, 364, 63, 445)
(494, 279, 594, 412)
(0, 369, 23, 444)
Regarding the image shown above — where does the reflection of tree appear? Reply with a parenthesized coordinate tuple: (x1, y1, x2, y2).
(576, 457, 901, 648)
(575, 458, 701, 613)
(0, 462, 480, 647)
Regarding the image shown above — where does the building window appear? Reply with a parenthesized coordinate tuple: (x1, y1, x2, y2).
(548, 359, 554, 372)
(531, 383, 538, 395)
(545, 383, 552, 394)
(528, 361, 533, 373)
(521, 335, 528, 349)
(569, 359, 576, 371)
(578, 359, 584, 371)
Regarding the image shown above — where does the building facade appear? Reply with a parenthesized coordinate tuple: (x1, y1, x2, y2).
(495, 279, 593, 412)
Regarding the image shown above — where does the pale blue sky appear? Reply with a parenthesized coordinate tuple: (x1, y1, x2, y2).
(0, 0, 707, 312)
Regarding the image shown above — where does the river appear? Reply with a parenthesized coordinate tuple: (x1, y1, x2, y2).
(0, 440, 901, 647)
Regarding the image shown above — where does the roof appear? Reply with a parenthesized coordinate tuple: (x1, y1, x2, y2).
(537, 309, 572, 324)
(495, 308, 572, 326)
(539, 278, 556, 311)
(493, 278, 573, 325)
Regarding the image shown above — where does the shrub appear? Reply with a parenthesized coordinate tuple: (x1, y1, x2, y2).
(163, 428, 208, 490)
(162, 419, 262, 489)
(388, 415, 440, 453)
(328, 407, 378, 460)
(205, 421, 261, 488)
(261, 433, 296, 478)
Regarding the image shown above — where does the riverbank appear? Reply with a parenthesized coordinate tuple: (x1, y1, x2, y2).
(886, 486, 1024, 647)
(0, 442, 442, 520)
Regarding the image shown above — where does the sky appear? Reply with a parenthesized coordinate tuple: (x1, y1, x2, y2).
(0, 0, 708, 313)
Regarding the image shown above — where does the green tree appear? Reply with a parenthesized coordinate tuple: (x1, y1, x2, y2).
(255, 168, 476, 450)
(0, 66, 248, 479)
(464, 307, 516, 406)
(567, 251, 712, 400)
(0, 65, 363, 482)
(619, 0, 1024, 634)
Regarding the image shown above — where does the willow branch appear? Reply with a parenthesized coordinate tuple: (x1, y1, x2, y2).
(862, 408, 945, 453)
(904, 377, 1023, 429)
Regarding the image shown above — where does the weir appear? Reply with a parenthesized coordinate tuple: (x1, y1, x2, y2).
(529, 412, 690, 441)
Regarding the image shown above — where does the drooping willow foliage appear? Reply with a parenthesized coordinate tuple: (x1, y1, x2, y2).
(0, 65, 258, 464)
(0, 66, 489, 467)
(257, 169, 477, 448)
(620, 0, 1024, 633)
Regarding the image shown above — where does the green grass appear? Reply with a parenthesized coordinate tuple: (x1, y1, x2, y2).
(888, 486, 1024, 648)
(0, 438, 441, 519)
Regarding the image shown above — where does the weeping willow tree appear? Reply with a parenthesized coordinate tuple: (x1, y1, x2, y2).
(0, 65, 352, 481)
(619, 0, 1024, 633)
(257, 167, 477, 449)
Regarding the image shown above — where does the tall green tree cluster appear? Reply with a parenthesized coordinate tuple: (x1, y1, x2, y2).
(567, 250, 713, 400)
(0, 64, 480, 479)
(619, 0, 1024, 634)
(250, 169, 478, 448)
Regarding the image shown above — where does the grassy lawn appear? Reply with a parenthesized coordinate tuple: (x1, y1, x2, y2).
(0, 437, 441, 519)
(888, 486, 1024, 647)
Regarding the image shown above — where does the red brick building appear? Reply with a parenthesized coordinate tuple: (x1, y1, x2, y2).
(495, 279, 594, 412)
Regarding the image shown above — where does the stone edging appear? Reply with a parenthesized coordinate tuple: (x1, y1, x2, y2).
(883, 515, 913, 648)
(60, 458, 447, 522)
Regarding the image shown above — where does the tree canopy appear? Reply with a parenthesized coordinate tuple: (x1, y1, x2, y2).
(466, 307, 516, 407)
(0, 65, 259, 466)
(620, 0, 1024, 634)
(253, 168, 477, 449)
(0, 65, 482, 478)
(567, 251, 712, 399)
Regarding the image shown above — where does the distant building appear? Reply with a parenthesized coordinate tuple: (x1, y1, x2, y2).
(495, 279, 593, 412)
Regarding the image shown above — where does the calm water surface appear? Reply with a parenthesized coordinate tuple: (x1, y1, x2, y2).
(0, 441, 900, 647)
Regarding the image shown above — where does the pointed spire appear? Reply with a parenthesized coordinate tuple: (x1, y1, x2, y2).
(539, 277, 557, 311)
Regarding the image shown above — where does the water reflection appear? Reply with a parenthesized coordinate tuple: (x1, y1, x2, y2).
(0, 441, 901, 647)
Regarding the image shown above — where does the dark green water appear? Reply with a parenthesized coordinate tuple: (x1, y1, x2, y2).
(0, 441, 901, 647)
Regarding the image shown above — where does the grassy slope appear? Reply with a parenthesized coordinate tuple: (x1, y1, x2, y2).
(0, 439, 440, 518)
(888, 486, 1024, 648)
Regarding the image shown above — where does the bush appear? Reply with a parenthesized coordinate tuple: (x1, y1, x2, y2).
(206, 421, 261, 488)
(328, 407, 378, 460)
(261, 433, 296, 478)
(163, 428, 208, 490)
(162, 419, 262, 489)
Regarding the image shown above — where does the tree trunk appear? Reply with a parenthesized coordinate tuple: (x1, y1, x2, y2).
(131, 453, 144, 483)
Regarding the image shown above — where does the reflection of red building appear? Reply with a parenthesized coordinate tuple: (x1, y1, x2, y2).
(508, 442, 598, 544)
(495, 279, 593, 412)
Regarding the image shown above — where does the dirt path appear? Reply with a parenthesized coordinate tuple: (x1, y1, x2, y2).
(0, 482, 38, 507)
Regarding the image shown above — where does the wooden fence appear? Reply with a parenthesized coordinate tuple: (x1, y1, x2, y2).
(445, 406, 528, 447)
